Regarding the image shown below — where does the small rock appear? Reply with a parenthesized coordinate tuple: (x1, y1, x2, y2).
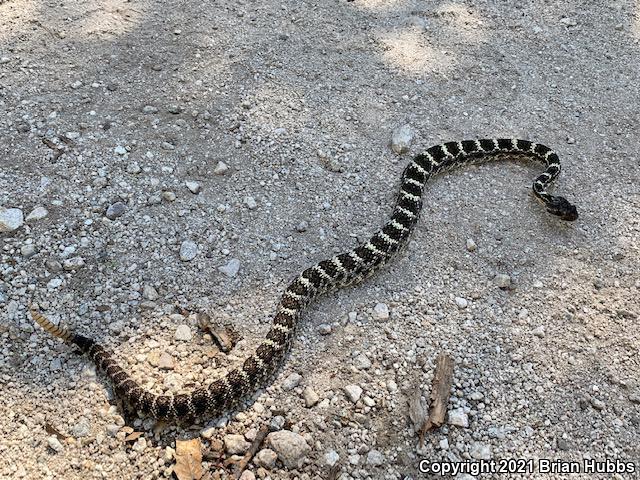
(158, 352, 174, 370)
(303, 386, 319, 407)
(126, 162, 141, 174)
(26, 206, 48, 222)
(494, 274, 511, 289)
(133, 437, 147, 452)
(532, 326, 545, 338)
(20, 244, 38, 258)
(373, 302, 389, 320)
(296, 221, 308, 232)
(386, 380, 398, 393)
(105, 202, 126, 220)
(162, 191, 177, 202)
(266, 430, 310, 469)
(390, 124, 414, 154)
(317, 323, 332, 335)
(63, 257, 85, 271)
(45, 259, 63, 272)
(354, 353, 372, 370)
(71, 418, 91, 438)
(366, 449, 385, 466)
(142, 105, 158, 114)
(324, 450, 340, 467)
(254, 448, 278, 468)
(185, 180, 201, 194)
(470, 442, 492, 460)
(114, 145, 127, 155)
(214, 161, 229, 175)
(282, 373, 302, 391)
(47, 436, 64, 453)
(455, 297, 468, 309)
(591, 398, 605, 410)
(439, 438, 449, 450)
(239, 471, 255, 480)
(224, 434, 250, 455)
(175, 325, 193, 341)
(0, 207, 24, 232)
(179, 240, 198, 261)
(466, 238, 477, 251)
(142, 285, 159, 301)
(47, 278, 63, 289)
(269, 416, 285, 431)
(448, 408, 469, 428)
(243, 196, 258, 210)
(344, 384, 363, 403)
(218, 258, 240, 277)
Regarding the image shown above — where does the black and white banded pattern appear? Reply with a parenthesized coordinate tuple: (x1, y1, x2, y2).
(31, 138, 578, 421)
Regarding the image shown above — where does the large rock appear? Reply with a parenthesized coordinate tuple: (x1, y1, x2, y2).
(266, 430, 310, 468)
(0, 207, 24, 232)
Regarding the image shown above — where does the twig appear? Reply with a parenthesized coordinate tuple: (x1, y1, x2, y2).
(225, 424, 270, 479)
(419, 353, 454, 445)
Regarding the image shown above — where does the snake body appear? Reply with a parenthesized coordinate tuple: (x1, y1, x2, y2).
(31, 138, 578, 421)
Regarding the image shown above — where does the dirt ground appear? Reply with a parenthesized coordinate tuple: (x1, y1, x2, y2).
(1, 0, 639, 479)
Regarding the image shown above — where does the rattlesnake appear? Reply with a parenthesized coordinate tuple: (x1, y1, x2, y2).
(31, 138, 578, 421)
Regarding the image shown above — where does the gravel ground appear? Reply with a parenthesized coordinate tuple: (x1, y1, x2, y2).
(1, 1, 639, 479)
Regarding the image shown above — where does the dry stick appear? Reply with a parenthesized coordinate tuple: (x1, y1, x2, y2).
(419, 353, 454, 445)
(226, 424, 270, 479)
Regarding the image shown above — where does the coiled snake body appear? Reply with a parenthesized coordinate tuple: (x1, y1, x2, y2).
(31, 138, 578, 421)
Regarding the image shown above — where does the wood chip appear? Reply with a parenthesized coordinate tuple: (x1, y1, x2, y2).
(174, 438, 204, 480)
(419, 353, 455, 444)
(124, 431, 143, 443)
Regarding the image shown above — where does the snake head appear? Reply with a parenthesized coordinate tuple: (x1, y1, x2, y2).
(546, 196, 578, 221)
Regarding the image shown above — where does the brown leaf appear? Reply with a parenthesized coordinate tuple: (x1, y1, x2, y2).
(45, 422, 66, 441)
(174, 438, 203, 480)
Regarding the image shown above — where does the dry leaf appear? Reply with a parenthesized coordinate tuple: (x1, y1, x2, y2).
(124, 431, 143, 443)
(45, 423, 66, 441)
(174, 438, 203, 480)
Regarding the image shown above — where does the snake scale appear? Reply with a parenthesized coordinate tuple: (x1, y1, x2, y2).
(31, 138, 578, 421)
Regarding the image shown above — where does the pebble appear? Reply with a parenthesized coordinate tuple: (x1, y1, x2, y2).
(591, 398, 605, 410)
(224, 434, 250, 455)
(324, 450, 340, 467)
(47, 436, 64, 453)
(0, 207, 24, 232)
(354, 353, 372, 370)
(71, 418, 91, 438)
(269, 416, 286, 431)
(373, 302, 389, 320)
(175, 325, 193, 341)
(532, 326, 545, 338)
(296, 221, 308, 232)
(254, 449, 278, 468)
(366, 449, 385, 466)
(282, 372, 302, 391)
(390, 124, 414, 154)
(185, 180, 202, 194)
(106, 202, 126, 220)
(126, 161, 141, 174)
(142, 105, 158, 114)
(142, 285, 159, 301)
(466, 238, 477, 251)
(494, 274, 511, 289)
(455, 297, 468, 309)
(470, 442, 492, 460)
(448, 408, 469, 427)
(318, 323, 332, 335)
(47, 278, 63, 289)
(45, 259, 63, 272)
(179, 240, 198, 261)
(266, 430, 310, 468)
(239, 471, 255, 480)
(114, 145, 127, 155)
(303, 386, 319, 407)
(26, 206, 48, 222)
(132, 437, 147, 452)
(162, 191, 177, 202)
(20, 244, 38, 258)
(63, 257, 85, 270)
(158, 352, 174, 370)
(243, 196, 258, 210)
(344, 384, 363, 403)
(214, 161, 229, 175)
(218, 258, 240, 277)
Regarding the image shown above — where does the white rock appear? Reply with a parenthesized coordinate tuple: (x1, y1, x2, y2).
(114, 145, 127, 155)
(470, 442, 492, 460)
(532, 326, 545, 337)
(455, 297, 468, 309)
(63, 257, 85, 270)
(218, 258, 240, 277)
(344, 384, 363, 403)
(47, 436, 64, 452)
(366, 449, 385, 466)
(126, 161, 141, 174)
(303, 386, 319, 407)
(266, 430, 310, 468)
(390, 124, 414, 154)
(224, 434, 250, 455)
(47, 278, 63, 289)
(26, 206, 48, 222)
(179, 240, 198, 261)
(386, 380, 398, 393)
(20, 244, 37, 258)
(214, 161, 229, 175)
(0, 207, 24, 232)
(354, 353, 372, 370)
(162, 191, 177, 202)
(324, 450, 340, 467)
(439, 438, 449, 450)
(142, 285, 159, 301)
(373, 302, 389, 320)
(466, 238, 477, 251)
(448, 408, 469, 428)
(282, 372, 302, 391)
(175, 324, 192, 341)
(254, 448, 278, 468)
(71, 418, 91, 438)
(494, 274, 511, 289)
(185, 180, 201, 194)
(243, 196, 258, 210)
(239, 471, 255, 480)
(133, 436, 147, 452)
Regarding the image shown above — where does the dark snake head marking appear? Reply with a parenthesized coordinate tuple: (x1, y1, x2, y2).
(546, 196, 578, 221)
